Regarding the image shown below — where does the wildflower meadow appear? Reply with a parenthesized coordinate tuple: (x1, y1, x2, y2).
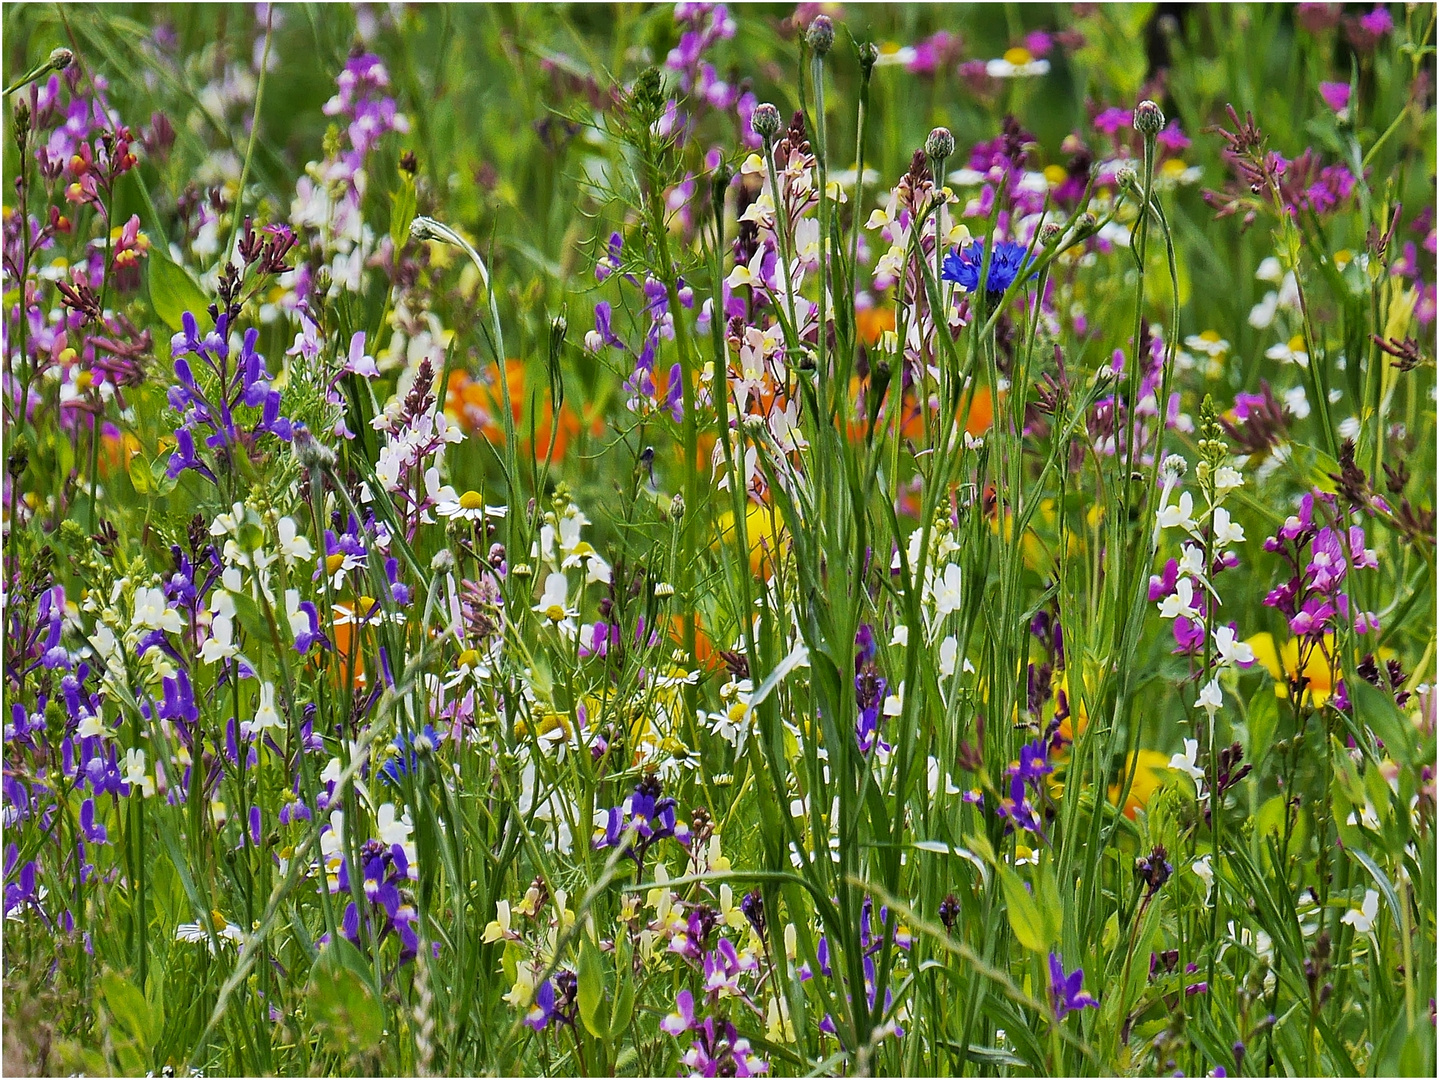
(3, 3, 1437, 1076)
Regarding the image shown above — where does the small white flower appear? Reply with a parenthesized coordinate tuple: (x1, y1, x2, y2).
(133, 586, 184, 634)
(533, 572, 577, 626)
(883, 682, 905, 718)
(1158, 577, 1202, 621)
(1282, 385, 1311, 419)
(985, 47, 1050, 78)
(1214, 626, 1255, 667)
(436, 490, 508, 522)
(276, 517, 314, 563)
(123, 748, 155, 797)
(1212, 506, 1245, 546)
(252, 681, 283, 733)
(1213, 466, 1244, 493)
(1179, 543, 1206, 578)
(1265, 334, 1309, 367)
(1197, 678, 1223, 717)
(938, 635, 959, 679)
(1340, 889, 1380, 935)
(931, 563, 964, 617)
(1191, 854, 1214, 904)
(1170, 738, 1206, 795)
(890, 624, 909, 647)
(1156, 491, 1196, 534)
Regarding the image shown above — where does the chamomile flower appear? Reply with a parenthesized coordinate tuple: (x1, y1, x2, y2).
(435, 489, 508, 522)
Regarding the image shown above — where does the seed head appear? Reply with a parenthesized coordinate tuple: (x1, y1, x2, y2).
(806, 15, 835, 56)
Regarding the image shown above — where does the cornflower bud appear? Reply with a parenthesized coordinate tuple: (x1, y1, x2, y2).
(49, 47, 74, 71)
(806, 15, 835, 56)
(293, 429, 336, 472)
(1133, 99, 1165, 136)
(669, 493, 686, 521)
(1074, 212, 1099, 237)
(1038, 221, 1064, 248)
(858, 41, 879, 80)
(430, 549, 456, 574)
(1115, 165, 1139, 193)
(925, 126, 955, 164)
(751, 102, 782, 141)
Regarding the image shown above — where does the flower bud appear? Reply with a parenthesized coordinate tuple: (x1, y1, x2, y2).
(49, 47, 74, 72)
(430, 549, 456, 574)
(293, 428, 336, 472)
(1038, 222, 1064, 247)
(1160, 454, 1188, 482)
(1114, 165, 1139, 192)
(806, 15, 835, 56)
(669, 493, 685, 521)
(925, 126, 955, 163)
(751, 102, 782, 141)
(858, 41, 879, 79)
(1075, 212, 1099, 237)
(1133, 99, 1165, 136)
(408, 216, 443, 243)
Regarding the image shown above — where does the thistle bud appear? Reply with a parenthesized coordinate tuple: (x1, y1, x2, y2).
(1075, 212, 1099, 237)
(669, 493, 686, 521)
(1038, 221, 1064, 248)
(1114, 165, 1139, 192)
(49, 47, 74, 72)
(1160, 454, 1188, 482)
(1133, 99, 1165, 136)
(806, 15, 835, 56)
(429, 549, 456, 574)
(925, 126, 955, 164)
(751, 102, 782, 141)
(858, 40, 879, 80)
(293, 428, 336, 472)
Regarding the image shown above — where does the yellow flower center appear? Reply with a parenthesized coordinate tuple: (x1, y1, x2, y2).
(326, 552, 347, 574)
(1043, 164, 1067, 186)
(458, 490, 485, 510)
(1003, 46, 1032, 66)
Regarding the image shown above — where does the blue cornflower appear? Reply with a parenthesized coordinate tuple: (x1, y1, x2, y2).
(381, 725, 440, 785)
(941, 240, 1036, 297)
(1048, 951, 1099, 1019)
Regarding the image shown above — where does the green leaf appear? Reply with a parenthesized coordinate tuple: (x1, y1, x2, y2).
(127, 452, 151, 495)
(608, 975, 636, 1041)
(1247, 688, 1279, 767)
(307, 939, 383, 1050)
(147, 252, 210, 335)
(577, 934, 606, 1038)
(1350, 678, 1416, 766)
(390, 174, 418, 250)
(100, 970, 156, 1051)
(1035, 861, 1064, 947)
(998, 866, 1051, 954)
